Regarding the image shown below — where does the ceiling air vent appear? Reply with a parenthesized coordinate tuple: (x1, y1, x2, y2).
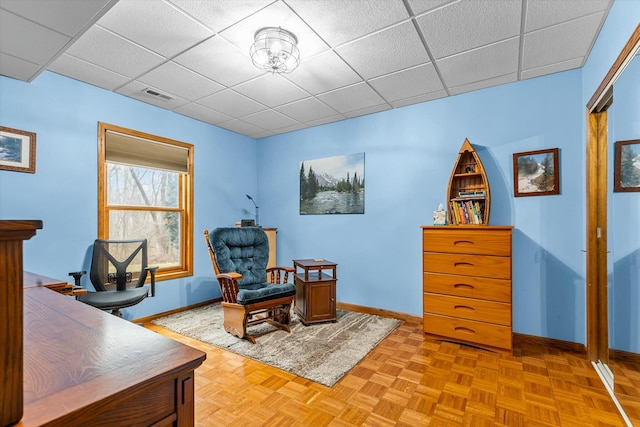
(140, 88, 173, 101)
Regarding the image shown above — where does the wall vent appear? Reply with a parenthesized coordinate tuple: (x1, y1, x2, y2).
(140, 88, 173, 101)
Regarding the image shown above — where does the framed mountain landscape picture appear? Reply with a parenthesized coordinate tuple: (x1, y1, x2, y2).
(300, 152, 365, 215)
(513, 148, 559, 197)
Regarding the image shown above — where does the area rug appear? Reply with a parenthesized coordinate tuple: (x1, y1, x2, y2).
(152, 303, 402, 387)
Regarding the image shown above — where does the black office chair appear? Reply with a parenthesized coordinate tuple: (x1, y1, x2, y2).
(70, 239, 157, 317)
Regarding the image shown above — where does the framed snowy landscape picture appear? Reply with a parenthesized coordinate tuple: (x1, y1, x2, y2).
(300, 152, 365, 215)
(614, 139, 640, 192)
(0, 126, 36, 174)
(513, 148, 559, 197)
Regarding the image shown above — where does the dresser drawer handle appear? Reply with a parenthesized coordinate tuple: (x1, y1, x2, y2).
(454, 262, 474, 267)
(454, 305, 474, 311)
(453, 240, 475, 246)
(453, 283, 475, 290)
(454, 327, 476, 334)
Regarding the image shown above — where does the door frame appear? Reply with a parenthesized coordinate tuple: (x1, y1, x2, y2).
(585, 24, 640, 362)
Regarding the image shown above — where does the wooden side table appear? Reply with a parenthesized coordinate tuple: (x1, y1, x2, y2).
(293, 259, 337, 325)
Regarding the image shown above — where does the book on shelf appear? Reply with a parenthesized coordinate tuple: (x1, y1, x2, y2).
(458, 190, 486, 198)
(449, 199, 484, 224)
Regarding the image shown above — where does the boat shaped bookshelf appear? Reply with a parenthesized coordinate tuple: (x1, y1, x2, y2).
(446, 138, 491, 225)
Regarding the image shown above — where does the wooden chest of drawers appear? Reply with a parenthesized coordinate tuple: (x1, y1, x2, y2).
(421, 226, 513, 354)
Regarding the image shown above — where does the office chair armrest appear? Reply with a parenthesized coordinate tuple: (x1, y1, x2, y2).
(266, 266, 295, 284)
(68, 271, 86, 287)
(145, 266, 159, 297)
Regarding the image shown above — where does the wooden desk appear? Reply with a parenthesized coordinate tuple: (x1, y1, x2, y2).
(18, 286, 206, 426)
(1, 220, 42, 426)
(23, 271, 87, 296)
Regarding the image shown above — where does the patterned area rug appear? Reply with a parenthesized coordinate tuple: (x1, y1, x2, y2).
(152, 303, 402, 387)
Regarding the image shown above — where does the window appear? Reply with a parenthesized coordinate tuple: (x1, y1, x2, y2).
(98, 122, 193, 280)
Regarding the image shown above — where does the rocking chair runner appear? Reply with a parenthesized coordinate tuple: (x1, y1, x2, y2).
(204, 227, 296, 343)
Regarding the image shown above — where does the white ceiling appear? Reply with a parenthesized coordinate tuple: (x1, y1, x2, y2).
(0, 0, 613, 139)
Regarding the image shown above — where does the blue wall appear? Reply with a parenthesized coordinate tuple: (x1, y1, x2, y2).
(259, 69, 586, 343)
(1, 1, 637, 348)
(0, 71, 257, 319)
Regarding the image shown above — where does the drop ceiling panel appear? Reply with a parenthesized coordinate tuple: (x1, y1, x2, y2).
(437, 38, 520, 88)
(252, 130, 276, 139)
(286, 0, 410, 46)
(197, 89, 266, 118)
(343, 103, 391, 119)
(521, 57, 584, 80)
(233, 74, 309, 107)
(173, 36, 262, 87)
(63, 26, 165, 77)
(216, 119, 266, 136)
(317, 82, 387, 114)
(525, 0, 612, 32)
(522, 12, 606, 70)
(97, 0, 213, 58)
(167, 0, 273, 34)
(336, 21, 429, 80)
(448, 72, 517, 96)
(275, 97, 340, 123)
(0, 52, 40, 81)
(48, 53, 130, 90)
(389, 90, 448, 108)
(174, 102, 233, 125)
(407, 0, 456, 15)
(269, 122, 306, 135)
(417, 0, 521, 59)
(305, 114, 346, 128)
(368, 63, 444, 102)
(283, 50, 361, 95)
(0, 10, 71, 64)
(0, 0, 115, 37)
(241, 109, 298, 130)
(136, 61, 224, 101)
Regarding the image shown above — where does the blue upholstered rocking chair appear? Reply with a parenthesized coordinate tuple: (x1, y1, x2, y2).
(204, 227, 296, 343)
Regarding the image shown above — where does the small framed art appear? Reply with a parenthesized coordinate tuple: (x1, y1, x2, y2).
(0, 126, 36, 173)
(614, 139, 640, 192)
(513, 148, 559, 197)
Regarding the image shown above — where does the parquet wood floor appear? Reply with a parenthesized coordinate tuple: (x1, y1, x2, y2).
(610, 358, 640, 426)
(146, 321, 630, 426)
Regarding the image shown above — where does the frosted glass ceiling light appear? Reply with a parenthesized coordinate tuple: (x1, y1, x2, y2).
(250, 27, 300, 74)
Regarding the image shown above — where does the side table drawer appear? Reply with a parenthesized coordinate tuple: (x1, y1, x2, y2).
(423, 293, 511, 326)
(424, 252, 511, 279)
(423, 272, 511, 302)
(423, 313, 512, 350)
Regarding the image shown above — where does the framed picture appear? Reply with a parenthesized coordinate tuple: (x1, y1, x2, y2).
(614, 139, 640, 192)
(300, 152, 365, 215)
(0, 126, 36, 173)
(513, 148, 559, 197)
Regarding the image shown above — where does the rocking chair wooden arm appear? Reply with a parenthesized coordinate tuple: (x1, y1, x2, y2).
(216, 272, 242, 303)
(266, 266, 295, 284)
(217, 272, 242, 281)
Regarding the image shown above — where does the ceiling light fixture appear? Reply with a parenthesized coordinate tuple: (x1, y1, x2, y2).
(250, 27, 300, 74)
